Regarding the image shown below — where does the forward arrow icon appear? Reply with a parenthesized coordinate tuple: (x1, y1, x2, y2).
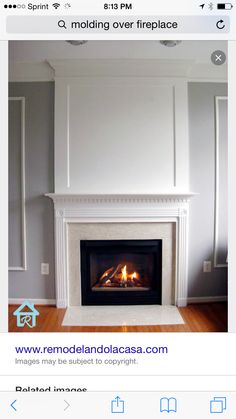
(64, 400, 70, 411)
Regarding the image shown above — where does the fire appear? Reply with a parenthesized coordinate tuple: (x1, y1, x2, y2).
(131, 272, 137, 280)
(96, 263, 144, 288)
(121, 265, 128, 282)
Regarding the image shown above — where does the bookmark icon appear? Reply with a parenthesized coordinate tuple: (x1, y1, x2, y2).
(160, 397, 177, 413)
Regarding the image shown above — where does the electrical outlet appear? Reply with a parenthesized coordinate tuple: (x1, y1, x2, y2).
(41, 263, 49, 275)
(203, 261, 212, 273)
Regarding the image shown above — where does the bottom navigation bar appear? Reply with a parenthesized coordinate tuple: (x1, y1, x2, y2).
(0, 391, 235, 418)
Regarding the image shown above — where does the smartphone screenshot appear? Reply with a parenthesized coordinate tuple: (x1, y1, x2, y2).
(0, 0, 236, 417)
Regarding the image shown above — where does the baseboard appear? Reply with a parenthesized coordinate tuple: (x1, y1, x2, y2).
(187, 296, 227, 304)
(8, 298, 56, 306)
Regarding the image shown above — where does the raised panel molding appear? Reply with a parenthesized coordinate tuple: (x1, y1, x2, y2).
(214, 96, 228, 268)
(54, 77, 189, 194)
(9, 97, 27, 271)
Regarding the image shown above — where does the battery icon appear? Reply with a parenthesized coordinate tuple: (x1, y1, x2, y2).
(217, 3, 233, 9)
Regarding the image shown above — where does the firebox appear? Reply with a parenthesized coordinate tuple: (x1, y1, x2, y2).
(80, 240, 162, 305)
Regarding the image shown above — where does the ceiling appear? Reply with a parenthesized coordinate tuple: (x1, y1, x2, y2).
(9, 40, 227, 64)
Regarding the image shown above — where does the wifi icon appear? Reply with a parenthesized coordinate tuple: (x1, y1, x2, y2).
(52, 3, 60, 9)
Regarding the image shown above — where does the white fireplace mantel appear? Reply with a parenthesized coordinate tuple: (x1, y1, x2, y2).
(46, 193, 196, 308)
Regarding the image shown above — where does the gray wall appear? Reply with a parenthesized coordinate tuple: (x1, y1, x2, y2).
(9, 82, 55, 300)
(188, 82, 227, 298)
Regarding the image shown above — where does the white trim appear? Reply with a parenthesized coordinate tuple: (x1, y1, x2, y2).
(46, 192, 196, 203)
(66, 84, 70, 188)
(172, 86, 177, 187)
(49, 59, 227, 80)
(46, 193, 196, 308)
(214, 96, 228, 268)
(9, 97, 27, 272)
(8, 298, 56, 306)
(187, 296, 227, 304)
(54, 77, 189, 193)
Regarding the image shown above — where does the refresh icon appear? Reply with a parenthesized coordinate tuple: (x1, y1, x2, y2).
(216, 19, 225, 29)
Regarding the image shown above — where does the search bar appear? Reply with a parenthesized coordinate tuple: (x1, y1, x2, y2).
(7, 15, 230, 33)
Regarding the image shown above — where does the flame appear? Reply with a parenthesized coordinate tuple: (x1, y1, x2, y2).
(131, 272, 137, 280)
(121, 265, 127, 281)
(97, 263, 143, 288)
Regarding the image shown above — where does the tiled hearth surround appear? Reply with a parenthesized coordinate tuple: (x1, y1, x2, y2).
(47, 194, 194, 308)
(68, 223, 174, 306)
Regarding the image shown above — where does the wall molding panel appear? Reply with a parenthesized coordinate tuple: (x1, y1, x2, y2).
(9, 97, 27, 271)
(214, 96, 228, 268)
(54, 77, 189, 194)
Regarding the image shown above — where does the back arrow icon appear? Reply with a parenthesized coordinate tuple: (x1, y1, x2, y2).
(64, 400, 70, 411)
(11, 400, 17, 411)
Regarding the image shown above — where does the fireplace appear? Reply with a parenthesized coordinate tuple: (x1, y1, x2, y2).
(47, 193, 192, 307)
(81, 239, 162, 305)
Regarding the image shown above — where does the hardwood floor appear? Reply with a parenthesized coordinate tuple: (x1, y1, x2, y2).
(8, 303, 227, 332)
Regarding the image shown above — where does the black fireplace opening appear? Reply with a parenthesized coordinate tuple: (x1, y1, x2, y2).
(80, 240, 162, 305)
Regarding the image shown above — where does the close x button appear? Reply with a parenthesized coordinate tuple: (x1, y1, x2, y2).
(211, 49, 227, 65)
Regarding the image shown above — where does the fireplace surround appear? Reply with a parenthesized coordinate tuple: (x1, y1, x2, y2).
(46, 193, 194, 308)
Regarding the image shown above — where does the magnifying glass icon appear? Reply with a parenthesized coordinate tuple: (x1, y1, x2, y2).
(58, 19, 67, 29)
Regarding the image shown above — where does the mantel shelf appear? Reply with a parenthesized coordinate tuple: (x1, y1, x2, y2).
(45, 192, 197, 205)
